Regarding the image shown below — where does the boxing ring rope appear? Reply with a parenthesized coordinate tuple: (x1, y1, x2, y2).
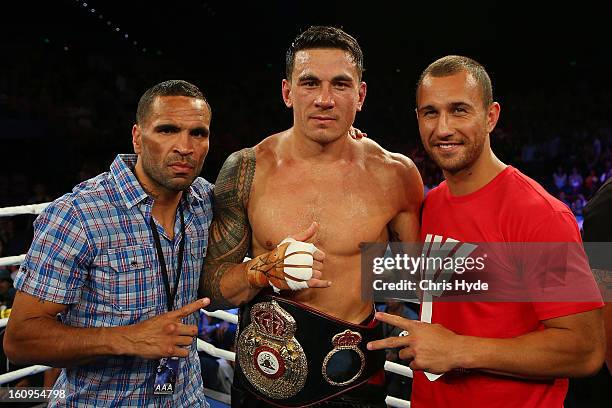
(0, 364, 51, 385)
(0, 202, 412, 408)
(0, 255, 25, 268)
(0, 202, 49, 267)
(0, 202, 50, 217)
(202, 309, 239, 325)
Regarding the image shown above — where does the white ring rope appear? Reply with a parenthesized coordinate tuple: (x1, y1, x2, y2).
(385, 361, 414, 378)
(0, 202, 50, 218)
(386, 396, 411, 408)
(0, 364, 51, 385)
(0, 202, 49, 266)
(0, 255, 25, 267)
(0, 202, 413, 407)
(196, 339, 235, 362)
(201, 309, 239, 325)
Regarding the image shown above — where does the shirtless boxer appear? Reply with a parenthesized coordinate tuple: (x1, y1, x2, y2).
(199, 26, 423, 407)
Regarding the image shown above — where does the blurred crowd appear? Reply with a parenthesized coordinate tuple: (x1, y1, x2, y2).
(2, 39, 612, 404)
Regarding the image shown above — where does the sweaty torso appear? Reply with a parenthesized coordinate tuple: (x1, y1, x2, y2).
(248, 132, 407, 323)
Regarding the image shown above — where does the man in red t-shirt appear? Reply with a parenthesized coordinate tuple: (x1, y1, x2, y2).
(368, 55, 605, 407)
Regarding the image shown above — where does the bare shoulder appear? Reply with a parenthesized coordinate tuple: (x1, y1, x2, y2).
(359, 139, 423, 225)
(253, 130, 288, 163)
(361, 138, 422, 189)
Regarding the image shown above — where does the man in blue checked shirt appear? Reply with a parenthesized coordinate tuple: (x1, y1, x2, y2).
(4, 80, 213, 407)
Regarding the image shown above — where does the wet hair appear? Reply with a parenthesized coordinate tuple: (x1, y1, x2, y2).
(136, 80, 210, 124)
(286, 25, 364, 81)
(416, 55, 493, 107)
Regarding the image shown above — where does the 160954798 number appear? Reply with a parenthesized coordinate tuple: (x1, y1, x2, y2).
(0, 387, 66, 402)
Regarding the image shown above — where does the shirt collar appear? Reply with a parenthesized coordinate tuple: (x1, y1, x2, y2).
(111, 154, 148, 209)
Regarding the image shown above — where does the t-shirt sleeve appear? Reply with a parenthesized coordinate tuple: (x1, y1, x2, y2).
(13, 199, 92, 304)
(524, 210, 603, 321)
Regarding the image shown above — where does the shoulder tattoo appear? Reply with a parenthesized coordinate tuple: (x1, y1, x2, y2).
(201, 148, 256, 308)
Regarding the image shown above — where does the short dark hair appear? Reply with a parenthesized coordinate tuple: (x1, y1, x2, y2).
(286, 26, 364, 81)
(416, 55, 493, 108)
(136, 80, 211, 125)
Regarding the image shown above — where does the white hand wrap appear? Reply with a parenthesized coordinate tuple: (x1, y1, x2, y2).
(269, 238, 317, 293)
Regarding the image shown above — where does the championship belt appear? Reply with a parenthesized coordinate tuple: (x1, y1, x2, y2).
(235, 293, 385, 407)
(237, 300, 308, 399)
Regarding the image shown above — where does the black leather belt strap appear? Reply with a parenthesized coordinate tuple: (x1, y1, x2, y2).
(235, 293, 386, 407)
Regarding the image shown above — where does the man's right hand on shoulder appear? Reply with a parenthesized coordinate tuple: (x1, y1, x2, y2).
(120, 298, 209, 359)
(245, 221, 330, 293)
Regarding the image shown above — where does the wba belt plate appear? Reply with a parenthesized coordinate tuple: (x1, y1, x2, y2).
(237, 300, 308, 399)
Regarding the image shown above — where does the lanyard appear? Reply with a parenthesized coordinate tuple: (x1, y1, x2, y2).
(149, 205, 185, 312)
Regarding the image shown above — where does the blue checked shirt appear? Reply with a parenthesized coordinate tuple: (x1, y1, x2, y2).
(14, 154, 213, 407)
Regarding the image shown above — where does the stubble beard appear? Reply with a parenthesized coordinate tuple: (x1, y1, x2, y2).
(142, 156, 195, 195)
(305, 125, 347, 146)
(427, 140, 485, 175)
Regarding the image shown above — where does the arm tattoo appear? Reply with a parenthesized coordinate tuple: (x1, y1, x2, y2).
(200, 148, 256, 309)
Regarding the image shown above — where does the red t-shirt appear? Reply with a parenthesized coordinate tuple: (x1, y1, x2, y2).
(412, 166, 603, 408)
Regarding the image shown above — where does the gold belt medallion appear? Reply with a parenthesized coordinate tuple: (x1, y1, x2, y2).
(237, 300, 308, 399)
(322, 329, 365, 386)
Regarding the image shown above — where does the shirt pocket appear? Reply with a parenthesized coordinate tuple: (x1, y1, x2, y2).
(188, 226, 208, 268)
(181, 231, 207, 305)
(105, 245, 160, 311)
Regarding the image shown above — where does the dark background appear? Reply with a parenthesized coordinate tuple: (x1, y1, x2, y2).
(2, 0, 611, 191)
(3, 0, 612, 263)
(1, 1, 611, 405)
